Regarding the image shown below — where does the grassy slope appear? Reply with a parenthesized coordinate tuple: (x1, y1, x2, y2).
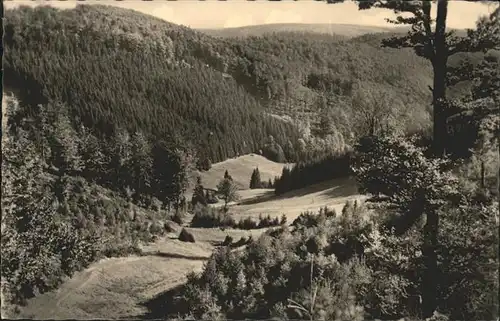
(231, 177, 364, 223)
(11, 160, 362, 320)
(196, 153, 292, 190)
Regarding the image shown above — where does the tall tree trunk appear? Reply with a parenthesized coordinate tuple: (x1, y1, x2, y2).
(480, 159, 486, 188)
(423, 1, 449, 318)
(497, 137, 499, 197)
(432, 0, 449, 158)
(422, 209, 439, 318)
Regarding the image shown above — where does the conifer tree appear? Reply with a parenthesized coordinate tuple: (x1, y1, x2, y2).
(249, 167, 262, 189)
(192, 176, 207, 206)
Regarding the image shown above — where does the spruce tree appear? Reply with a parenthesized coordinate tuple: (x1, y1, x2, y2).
(249, 167, 262, 189)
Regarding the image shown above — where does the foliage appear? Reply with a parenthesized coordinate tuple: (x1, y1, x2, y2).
(352, 134, 498, 320)
(190, 205, 237, 229)
(437, 201, 499, 320)
(1, 112, 168, 307)
(190, 205, 281, 230)
(216, 177, 240, 211)
(176, 187, 498, 320)
(321, 0, 499, 158)
(172, 204, 385, 320)
(3, 3, 457, 166)
(191, 176, 208, 207)
(1, 130, 96, 304)
(353, 135, 459, 215)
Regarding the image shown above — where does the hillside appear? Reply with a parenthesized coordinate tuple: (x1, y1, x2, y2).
(3, 4, 300, 165)
(232, 176, 363, 223)
(9, 227, 268, 320)
(196, 153, 291, 190)
(3, 5, 480, 165)
(3, 3, 457, 166)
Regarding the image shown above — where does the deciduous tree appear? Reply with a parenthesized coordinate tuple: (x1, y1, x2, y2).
(217, 178, 240, 211)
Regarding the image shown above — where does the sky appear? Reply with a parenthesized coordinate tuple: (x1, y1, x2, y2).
(4, 0, 496, 30)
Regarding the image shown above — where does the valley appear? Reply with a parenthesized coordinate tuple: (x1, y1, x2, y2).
(2, 2, 498, 320)
(11, 155, 362, 320)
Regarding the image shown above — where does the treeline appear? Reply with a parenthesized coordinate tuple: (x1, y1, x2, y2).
(274, 152, 352, 195)
(190, 204, 285, 230)
(6, 101, 194, 209)
(3, 5, 301, 164)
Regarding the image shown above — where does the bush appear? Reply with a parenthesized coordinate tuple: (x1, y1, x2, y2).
(280, 214, 288, 225)
(222, 235, 233, 246)
(149, 222, 164, 235)
(236, 217, 258, 230)
(205, 191, 219, 204)
(190, 205, 236, 228)
(231, 237, 248, 248)
(353, 134, 499, 320)
(179, 228, 196, 243)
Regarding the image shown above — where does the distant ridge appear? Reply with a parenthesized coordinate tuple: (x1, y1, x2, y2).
(198, 23, 409, 38)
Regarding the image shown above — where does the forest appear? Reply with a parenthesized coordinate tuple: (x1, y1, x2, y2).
(1, 2, 499, 320)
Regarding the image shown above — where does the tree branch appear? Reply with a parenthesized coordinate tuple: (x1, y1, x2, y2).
(446, 60, 475, 87)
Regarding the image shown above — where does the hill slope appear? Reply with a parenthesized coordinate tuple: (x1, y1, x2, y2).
(196, 154, 291, 190)
(4, 3, 447, 165)
(3, 4, 300, 164)
(4, 4, 477, 164)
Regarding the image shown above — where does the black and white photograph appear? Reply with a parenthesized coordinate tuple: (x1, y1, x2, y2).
(1, 0, 499, 320)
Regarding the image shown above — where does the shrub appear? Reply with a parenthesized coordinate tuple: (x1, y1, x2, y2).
(190, 205, 236, 228)
(280, 214, 288, 225)
(179, 228, 195, 243)
(222, 235, 233, 246)
(171, 205, 381, 320)
(149, 222, 164, 236)
(190, 205, 281, 230)
(236, 217, 258, 230)
(205, 190, 219, 204)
